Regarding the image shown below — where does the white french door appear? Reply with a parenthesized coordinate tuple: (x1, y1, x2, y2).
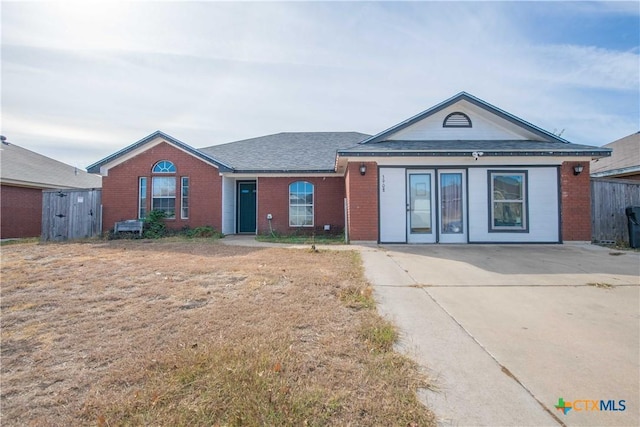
(438, 170, 467, 243)
(380, 168, 467, 244)
(407, 170, 436, 243)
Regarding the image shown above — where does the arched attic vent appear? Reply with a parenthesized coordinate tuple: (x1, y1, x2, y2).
(443, 112, 472, 128)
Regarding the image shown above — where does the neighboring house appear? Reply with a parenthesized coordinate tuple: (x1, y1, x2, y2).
(0, 141, 102, 238)
(88, 92, 610, 243)
(590, 132, 640, 245)
(590, 132, 640, 180)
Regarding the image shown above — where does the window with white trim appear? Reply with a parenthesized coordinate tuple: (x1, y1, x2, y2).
(138, 177, 147, 219)
(152, 160, 176, 173)
(489, 171, 527, 231)
(152, 176, 176, 219)
(181, 177, 189, 219)
(289, 181, 314, 227)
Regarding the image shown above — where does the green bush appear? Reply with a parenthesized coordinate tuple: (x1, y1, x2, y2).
(143, 210, 167, 239)
(185, 226, 220, 238)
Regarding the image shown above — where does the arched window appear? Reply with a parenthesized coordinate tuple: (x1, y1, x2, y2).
(443, 112, 472, 128)
(152, 160, 176, 173)
(289, 181, 314, 227)
(149, 161, 177, 218)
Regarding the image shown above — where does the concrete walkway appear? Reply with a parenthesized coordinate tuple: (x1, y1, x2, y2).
(362, 244, 639, 427)
(219, 234, 365, 251)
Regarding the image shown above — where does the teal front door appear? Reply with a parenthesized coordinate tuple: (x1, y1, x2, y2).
(237, 181, 256, 233)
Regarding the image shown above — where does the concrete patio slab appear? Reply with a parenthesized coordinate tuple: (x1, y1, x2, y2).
(363, 244, 640, 427)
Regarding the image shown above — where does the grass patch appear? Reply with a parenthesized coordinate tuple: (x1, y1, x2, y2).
(359, 313, 398, 354)
(1, 240, 435, 426)
(339, 285, 375, 310)
(587, 282, 614, 289)
(94, 344, 340, 426)
(256, 233, 345, 245)
(0, 237, 39, 246)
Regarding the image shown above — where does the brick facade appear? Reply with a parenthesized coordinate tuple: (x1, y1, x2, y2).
(345, 162, 378, 241)
(1, 185, 43, 238)
(560, 161, 591, 241)
(101, 142, 222, 232)
(98, 142, 594, 243)
(256, 176, 345, 235)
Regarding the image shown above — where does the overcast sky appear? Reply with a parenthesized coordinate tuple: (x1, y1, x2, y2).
(2, 1, 639, 169)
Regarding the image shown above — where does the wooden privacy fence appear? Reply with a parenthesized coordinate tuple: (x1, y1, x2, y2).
(42, 189, 102, 241)
(591, 178, 640, 245)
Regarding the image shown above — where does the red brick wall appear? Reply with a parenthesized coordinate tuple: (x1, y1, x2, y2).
(561, 161, 591, 241)
(1, 185, 43, 238)
(102, 142, 222, 232)
(345, 162, 378, 241)
(256, 176, 345, 235)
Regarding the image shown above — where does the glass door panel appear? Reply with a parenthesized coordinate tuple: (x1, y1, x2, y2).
(407, 170, 436, 243)
(409, 174, 432, 233)
(440, 173, 463, 234)
(438, 170, 467, 243)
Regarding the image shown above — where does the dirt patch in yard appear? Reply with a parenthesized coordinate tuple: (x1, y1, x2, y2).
(1, 240, 435, 426)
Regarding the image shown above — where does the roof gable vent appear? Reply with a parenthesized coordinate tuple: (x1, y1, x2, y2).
(443, 112, 472, 128)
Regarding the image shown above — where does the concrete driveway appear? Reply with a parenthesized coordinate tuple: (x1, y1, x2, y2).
(361, 244, 639, 427)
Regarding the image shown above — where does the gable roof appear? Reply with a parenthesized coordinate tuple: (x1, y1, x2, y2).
(86, 130, 233, 174)
(590, 132, 640, 178)
(338, 92, 611, 158)
(0, 142, 102, 189)
(200, 132, 370, 173)
(361, 91, 571, 145)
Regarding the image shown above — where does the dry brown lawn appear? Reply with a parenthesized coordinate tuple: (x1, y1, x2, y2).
(1, 239, 435, 426)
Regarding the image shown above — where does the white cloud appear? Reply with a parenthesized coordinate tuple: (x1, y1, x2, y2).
(1, 1, 638, 168)
(526, 44, 639, 90)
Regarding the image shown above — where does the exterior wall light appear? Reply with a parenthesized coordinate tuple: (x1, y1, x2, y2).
(573, 164, 584, 176)
(359, 163, 367, 176)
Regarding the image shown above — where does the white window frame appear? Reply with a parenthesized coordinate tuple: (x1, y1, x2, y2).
(289, 181, 314, 227)
(489, 171, 528, 232)
(152, 160, 176, 173)
(138, 177, 147, 219)
(152, 176, 176, 219)
(181, 177, 189, 219)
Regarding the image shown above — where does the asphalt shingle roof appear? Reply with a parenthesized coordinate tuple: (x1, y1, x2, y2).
(200, 132, 370, 172)
(590, 132, 640, 177)
(1, 143, 102, 189)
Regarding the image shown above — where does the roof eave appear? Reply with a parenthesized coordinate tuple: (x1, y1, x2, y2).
(591, 165, 640, 178)
(229, 169, 338, 174)
(337, 150, 611, 158)
(86, 130, 233, 174)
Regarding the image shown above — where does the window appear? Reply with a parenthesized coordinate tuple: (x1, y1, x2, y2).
(489, 171, 527, 231)
(289, 181, 314, 227)
(138, 177, 147, 219)
(181, 177, 189, 219)
(152, 176, 176, 218)
(152, 160, 176, 173)
(443, 112, 472, 128)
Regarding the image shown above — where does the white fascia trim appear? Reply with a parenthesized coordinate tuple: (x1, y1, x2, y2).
(339, 155, 584, 166)
(99, 137, 220, 176)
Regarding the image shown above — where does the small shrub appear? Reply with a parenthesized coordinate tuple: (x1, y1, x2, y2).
(143, 210, 167, 239)
(186, 226, 219, 238)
